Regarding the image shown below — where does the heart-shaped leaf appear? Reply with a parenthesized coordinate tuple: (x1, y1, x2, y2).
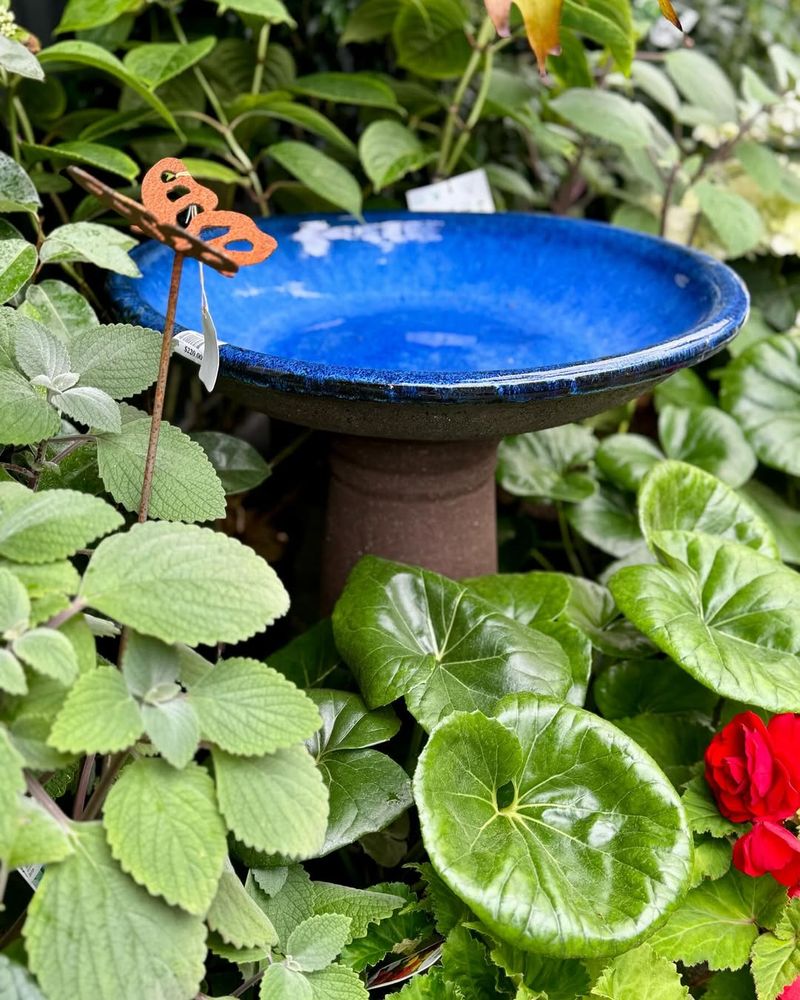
(568, 482, 642, 557)
(658, 405, 756, 488)
(332, 557, 576, 732)
(720, 333, 800, 476)
(610, 530, 800, 712)
(415, 696, 691, 956)
(595, 434, 664, 492)
(638, 461, 778, 557)
(497, 426, 596, 503)
(463, 572, 571, 625)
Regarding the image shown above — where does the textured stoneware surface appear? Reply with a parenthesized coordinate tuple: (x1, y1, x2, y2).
(108, 212, 749, 441)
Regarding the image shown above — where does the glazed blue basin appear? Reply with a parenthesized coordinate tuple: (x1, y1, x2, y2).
(108, 213, 748, 440)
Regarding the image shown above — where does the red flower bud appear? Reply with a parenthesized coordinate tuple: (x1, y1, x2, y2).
(705, 712, 800, 823)
(733, 820, 800, 891)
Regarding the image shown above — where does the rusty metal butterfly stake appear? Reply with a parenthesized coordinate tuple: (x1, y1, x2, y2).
(68, 158, 277, 522)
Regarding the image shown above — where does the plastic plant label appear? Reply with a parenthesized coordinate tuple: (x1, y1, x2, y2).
(406, 169, 495, 214)
(366, 940, 443, 989)
(17, 864, 44, 891)
(172, 329, 227, 372)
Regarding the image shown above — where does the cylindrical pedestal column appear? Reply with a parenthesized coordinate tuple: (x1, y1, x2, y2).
(322, 435, 499, 610)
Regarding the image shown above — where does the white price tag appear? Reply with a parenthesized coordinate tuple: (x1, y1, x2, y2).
(172, 330, 227, 368)
(17, 864, 44, 891)
(406, 168, 495, 214)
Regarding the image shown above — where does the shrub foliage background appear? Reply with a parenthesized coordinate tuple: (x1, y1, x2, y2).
(1, 0, 800, 998)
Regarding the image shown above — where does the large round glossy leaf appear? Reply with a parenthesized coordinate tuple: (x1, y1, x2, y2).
(658, 405, 756, 488)
(332, 557, 575, 732)
(463, 572, 571, 625)
(497, 426, 597, 503)
(719, 333, 800, 476)
(610, 530, 800, 712)
(415, 696, 692, 957)
(638, 461, 778, 558)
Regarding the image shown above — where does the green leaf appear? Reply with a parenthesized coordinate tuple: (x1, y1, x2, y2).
(595, 433, 664, 492)
(124, 37, 216, 89)
(332, 557, 576, 732)
(56, 0, 140, 33)
(80, 522, 289, 645)
(215, 0, 295, 24)
(658, 405, 757, 488)
(69, 324, 161, 398)
(491, 939, 588, 999)
(0, 649, 27, 695)
(188, 657, 321, 756)
(742, 480, 800, 565)
(497, 426, 596, 502)
(208, 858, 278, 949)
(631, 60, 680, 114)
(40, 221, 140, 277)
(6, 795, 74, 868)
(14, 314, 70, 380)
(703, 971, 756, 1000)
(80, 521, 289, 645)
(392, 0, 471, 79)
(720, 334, 800, 476)
(442, 924, 505, 999)
(213, 746, 329, 859)
(308, 690, 399, 754)
(0, 955, 47, 1000)
(638, 461, 779, 558)
(610, 531, 800, 712)
(0, 35, 45, 82)
(563, 576, 652, 656)
(287, 914, 353, 972)
(56, 386, 119, 433)
(142, 697, 199, 770)
(680, 776, 739, 838)
(693, 181, 765, 258)
(38, 41, 179, 132)
(103, 758, 227, 915)
(24, 823, 206, 1000)
(312, 882, 406, 940)
(306, 964, 369, 999)
(551, 89, 653, 148)
(0, 238, 36, 304)
(13, 628, 78, 686)
(19, 279, 98, 343)
(561, 0, 635, 72)
(690, 835, 731, 888)
(250, 863, 316, 947)
(230, 96, 356, 157)
(568, 482, 642, 558)
(179, 158, 245, 185)
(342, 0, 401, 44)
(612, 713, 712, 786)
(750, 899, 800, 1000)
(190, 431, 271, 494)
(96, 406, 226, 523)
(415, 696, 692, 957)
(463, 572, 571, 625)
(594, 658, 718, 720)
(0, 484, 123, 563)
(291, 72, 401, 111)
(588, 943, 689, 999)
(260, 965, 313, 1000)
(48, 664, 142, 753)
(0, 368, 60, 445)
(23, 140, 139, 181)
(648, 867, 787, 971)
(359, 120, 429, 190)
(270, 619, 345, 689)
(0, 566, 31, 633)
(655, 369, 716, 412)
(0, 151, 41, 214)
(665, 49, 738, 123)
(0, 725, 26, 858)
(268, 142, 362, 217)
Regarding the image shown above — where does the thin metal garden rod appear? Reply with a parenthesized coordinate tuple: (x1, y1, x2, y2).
(139, 251, 185, 522)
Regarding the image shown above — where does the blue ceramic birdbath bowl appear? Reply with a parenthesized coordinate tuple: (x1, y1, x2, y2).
(109, 212, 748, 602)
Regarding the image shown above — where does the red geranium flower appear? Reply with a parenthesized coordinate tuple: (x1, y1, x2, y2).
(705, 712, 800, 823)
(733, 821, 800, 891)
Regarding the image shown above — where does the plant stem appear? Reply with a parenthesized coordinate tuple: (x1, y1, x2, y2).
(659, 162, 680, 237)
(436, 17, 495, 178)
(73, 755, 96, 820)
(82, 752, 128, 821)
(26, 774, 70, 828)
(45, 596, 88, 631)
(557, 503, 583, 576)
(252, 22, 270, 95)
(269, 429, 312, 469)
(139, 251, 184, 522)
(0, 862, 8, 909)
(444, 44, 495, 176)
(232, 970, 266, 997)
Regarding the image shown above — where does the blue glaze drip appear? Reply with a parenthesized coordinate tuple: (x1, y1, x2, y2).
(108, 212, 748, 405)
